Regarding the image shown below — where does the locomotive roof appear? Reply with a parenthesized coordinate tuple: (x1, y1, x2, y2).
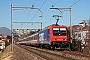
(39, 24, 67, 32)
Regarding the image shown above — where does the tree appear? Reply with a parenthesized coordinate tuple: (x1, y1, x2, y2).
(85, 18, 90, 54)
(88, 19, 90, 54)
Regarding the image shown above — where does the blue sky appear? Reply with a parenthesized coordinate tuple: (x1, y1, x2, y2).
(0, 0, 90, 30)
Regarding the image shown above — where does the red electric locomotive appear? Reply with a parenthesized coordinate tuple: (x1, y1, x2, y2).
(38, 24, 69, 50)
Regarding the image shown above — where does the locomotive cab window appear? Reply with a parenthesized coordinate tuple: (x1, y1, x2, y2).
(53, 28, 66, 36)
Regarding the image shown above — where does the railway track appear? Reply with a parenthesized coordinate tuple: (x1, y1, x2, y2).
(24, 47, 75, 60)
(63, 50, 90, 58)
(16, 44, 75, 60)
(16, 44, 90, 60)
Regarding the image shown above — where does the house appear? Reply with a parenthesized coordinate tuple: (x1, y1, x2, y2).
(68, 20, 90, 46)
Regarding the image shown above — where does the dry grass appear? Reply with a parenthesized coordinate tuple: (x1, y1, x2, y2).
(1, 45, 13, 60)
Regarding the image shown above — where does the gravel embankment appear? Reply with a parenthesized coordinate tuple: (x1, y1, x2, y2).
(1, 44, 90, 60)
(0, 45, 12, 60)
(12, 44, 44, 60)
(1, 44, 42, 60)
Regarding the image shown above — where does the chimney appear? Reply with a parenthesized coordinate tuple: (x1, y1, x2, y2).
(79, 20, 86, 27)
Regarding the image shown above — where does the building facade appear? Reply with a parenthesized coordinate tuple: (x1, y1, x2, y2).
(69, 20, 90, 46)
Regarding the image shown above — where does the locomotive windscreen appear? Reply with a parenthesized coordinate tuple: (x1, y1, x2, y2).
(53, 28, 66, 36)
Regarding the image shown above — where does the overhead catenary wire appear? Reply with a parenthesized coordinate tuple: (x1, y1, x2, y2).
(43, 17, 53, 25)
(70, 0, 88, 25)
(10, 0, 12, 4)
(24, 0, 38, 28)
(23, 0, 88, 29)
(33, 0, 38, 5)
(42, 12, 63, 26)
(30, 0, 48, 21)
(25, 0, 38, 22)
(54, 0, 62, 5)
(72, 0, 89, 7)
(42, 0, 62, 26)
(24, 0, 48, 28)
(40, 9, 50, 21)
(70, 0, 81, 7)
(43, 0, 82, 26)
(11, 0, 89, 35)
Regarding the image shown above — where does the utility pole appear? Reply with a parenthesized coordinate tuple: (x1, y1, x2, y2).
(70, 6, 72, 43)
(50, 6, 72, 43)
(11, 4, 13, 52)
(11, 4, 42, 52)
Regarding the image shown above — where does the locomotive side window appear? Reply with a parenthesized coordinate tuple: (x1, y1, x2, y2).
(53, 28, 66, 36)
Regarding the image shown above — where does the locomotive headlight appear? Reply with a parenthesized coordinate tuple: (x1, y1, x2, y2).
(54, 39, 56, 41)
(63, 39, 66, 41)
(64, 39, 66, 41)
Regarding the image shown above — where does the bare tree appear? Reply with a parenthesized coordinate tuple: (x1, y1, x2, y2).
(87, 18, 90, 54)
(88, 19, 90, 46)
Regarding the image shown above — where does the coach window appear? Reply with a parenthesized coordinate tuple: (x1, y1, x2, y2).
(29, 37, 31, 40)
(35, 35, 37, 40)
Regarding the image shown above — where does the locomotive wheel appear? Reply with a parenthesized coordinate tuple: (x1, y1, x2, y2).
(46, 44, 50, 49)
(50, 46, 55, 51)
(52, 46, 55, 51)
(40, 44, 43, 49)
